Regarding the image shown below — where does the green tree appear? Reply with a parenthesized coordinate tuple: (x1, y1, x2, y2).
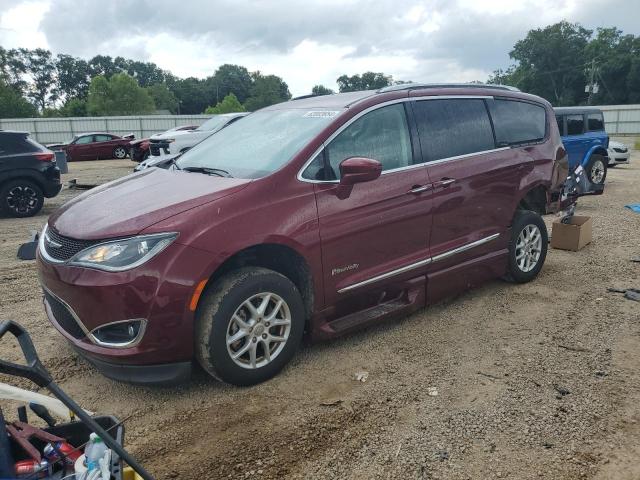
(204, 93, 246, 114)
(207, 64, 253, 104)
(0, 47, 28, 94)
(55, 54, 91, 101)
(311, 84, 334, 95)
(60, 98, 88, 117)
(244, 72, 291, 111)
(0, 79, 37, 117)
(336, 72, 392, 92)
(88, 55, 119, 78)
(147, 83, 178, 113)
(87, 73, 155, 116)
(22, 48, 58, 110)
(170, 77, 209, 114)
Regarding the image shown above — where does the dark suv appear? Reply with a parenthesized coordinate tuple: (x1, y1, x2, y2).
(0, 131, 61, 218)
(37, 84, 570, 385)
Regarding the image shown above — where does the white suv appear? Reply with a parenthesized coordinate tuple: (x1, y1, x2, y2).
(148, 113, 248, 159)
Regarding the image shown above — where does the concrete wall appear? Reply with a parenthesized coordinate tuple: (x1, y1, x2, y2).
(0, 115, 210, 144)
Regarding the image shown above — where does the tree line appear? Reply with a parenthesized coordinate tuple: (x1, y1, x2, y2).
(2, 20, 639, 118)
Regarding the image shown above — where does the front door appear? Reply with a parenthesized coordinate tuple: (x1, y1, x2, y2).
(310, 103, 432, 306)
(562, 114, 588, 169)
(68, 135, 95, 161)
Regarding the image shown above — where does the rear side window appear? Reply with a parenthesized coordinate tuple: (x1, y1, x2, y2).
(325, 103, 412, 177)
(491, 99, 546, 145)
(587, 113, 604, 131)
(413, 99, 495, 162)
(566, 115, 584, 135)
(555, 115, 565, 136)
(0, 134, 40, 155)
(94, 134, 112, 142)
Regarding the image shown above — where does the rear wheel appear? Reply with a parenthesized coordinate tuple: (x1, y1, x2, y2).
(504, 210, 548, 283)
(586, 154, 607, 185)
(195, 267, 305, 386)
(0, 179, 44, 218)
(113, 146, 127, 159)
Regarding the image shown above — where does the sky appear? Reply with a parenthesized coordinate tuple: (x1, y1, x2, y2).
(1, 0, 639, 96)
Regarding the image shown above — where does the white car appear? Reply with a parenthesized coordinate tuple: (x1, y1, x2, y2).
(607, 140, 630, 166)
(147, 112, 248, 160)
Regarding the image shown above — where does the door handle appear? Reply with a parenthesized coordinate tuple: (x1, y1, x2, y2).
(433, 178, 456, 188)
(408, 185, 432, 194)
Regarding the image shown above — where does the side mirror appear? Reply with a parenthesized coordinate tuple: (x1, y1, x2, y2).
(339, 157, 382, 186)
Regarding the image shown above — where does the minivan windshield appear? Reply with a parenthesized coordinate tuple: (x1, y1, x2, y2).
(195, 116, 235, 132)
(176, 109, 341, 178)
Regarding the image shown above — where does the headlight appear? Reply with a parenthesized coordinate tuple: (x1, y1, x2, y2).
(165, 138, 175, 143)
(68, 233, 177, 272)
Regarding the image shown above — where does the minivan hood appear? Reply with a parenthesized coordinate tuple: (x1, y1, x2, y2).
(49, 168, 251, 240)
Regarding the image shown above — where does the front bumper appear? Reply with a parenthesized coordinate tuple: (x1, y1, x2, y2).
(608, 151, 630, 164)
(37, 240, 216, 380)
(76, 348, 191, 384)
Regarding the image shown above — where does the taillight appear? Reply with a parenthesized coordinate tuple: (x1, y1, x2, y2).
(35, 152, 55, 162)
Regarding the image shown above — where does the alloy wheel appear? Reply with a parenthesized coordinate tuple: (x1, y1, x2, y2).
(6, 185, 38, 215)
(114, 147, 127, 159)
(226, 292, 292, 369)
(590, 159, 605, 184)
(515, 224, 542, 273)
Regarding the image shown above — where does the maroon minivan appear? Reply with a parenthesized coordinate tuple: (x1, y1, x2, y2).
(37, 84, 570, 385)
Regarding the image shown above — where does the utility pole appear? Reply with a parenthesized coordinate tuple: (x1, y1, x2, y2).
(587, 59, 597, 105)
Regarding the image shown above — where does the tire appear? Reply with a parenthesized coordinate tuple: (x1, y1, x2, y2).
(195, 267, 305, 386)
(113, 146, 127, 159)
(504, 210, 548, 283)
(0, 179, 44, 218)
(585, 154, 607, 185)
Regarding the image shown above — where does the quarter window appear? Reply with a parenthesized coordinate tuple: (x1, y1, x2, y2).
(413, 98, 495, 161)
(587, 113, 604, 131)
(491, 99, 546, 145)
(566, 115, 584, 135)
(324, 103, 412, 178)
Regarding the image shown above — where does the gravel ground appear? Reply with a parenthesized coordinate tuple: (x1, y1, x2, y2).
(1, 156, 639, 480)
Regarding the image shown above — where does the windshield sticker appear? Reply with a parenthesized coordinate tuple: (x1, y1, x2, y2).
(303, 111, 340, 118)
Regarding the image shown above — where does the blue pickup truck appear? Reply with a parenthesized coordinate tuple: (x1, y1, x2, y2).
(554, 107, 609, 186)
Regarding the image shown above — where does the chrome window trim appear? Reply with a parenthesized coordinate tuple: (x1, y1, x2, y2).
(297, 95, 495, 184)
(337, 233, 500, 293)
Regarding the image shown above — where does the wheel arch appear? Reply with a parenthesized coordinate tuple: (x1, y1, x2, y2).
(0, 172, 46, 194)
(515, 183, 549, 216)
(581, 145, 608, 166)
(200, 243, 315, 326)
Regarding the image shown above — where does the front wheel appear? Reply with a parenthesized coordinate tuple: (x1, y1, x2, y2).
(195, 267, 305, 386)
(504, 210, 548, 283)
(113, 146, 127, 159)
(586, 154, 607, 185)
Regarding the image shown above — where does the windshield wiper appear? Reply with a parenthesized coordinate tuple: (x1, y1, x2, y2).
(181, 166, 233, 178)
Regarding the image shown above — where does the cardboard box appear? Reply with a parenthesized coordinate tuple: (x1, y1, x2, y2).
(550, 215, 592, 251)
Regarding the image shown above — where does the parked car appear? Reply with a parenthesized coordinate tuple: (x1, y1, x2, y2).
(38, 84, 570, 386)
(130, 126, 198, 163)
(554, 107, 609, 185)
(607, 140, 630, 166)
(47, 133, 134, 162)
(148, 113, 248, 158)
(129, 138, 150, 162)
(0, 130, 61, 217)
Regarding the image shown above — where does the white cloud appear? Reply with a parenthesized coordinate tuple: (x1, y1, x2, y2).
(0, 0, 50, 49)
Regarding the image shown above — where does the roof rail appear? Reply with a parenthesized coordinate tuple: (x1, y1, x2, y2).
(376, 82, 520, 93)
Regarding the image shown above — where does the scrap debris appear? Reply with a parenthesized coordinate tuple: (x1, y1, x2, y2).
(607, 287, 640, 302)
(67, 178, 98, 190)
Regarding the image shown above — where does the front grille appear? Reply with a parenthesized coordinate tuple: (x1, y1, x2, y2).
(44, 228, 99, 262)
(44, 290, 86, 339)
(613, 147, 627, 153)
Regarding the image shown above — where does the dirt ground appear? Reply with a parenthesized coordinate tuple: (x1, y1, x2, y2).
(1, 155, 639, 480)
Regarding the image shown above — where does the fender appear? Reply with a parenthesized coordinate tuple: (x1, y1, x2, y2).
(0, 168, 46, 189)
(581, 145, 608, 167)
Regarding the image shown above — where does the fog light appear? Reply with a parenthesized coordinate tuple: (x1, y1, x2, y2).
(90, 319, 146, 348)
